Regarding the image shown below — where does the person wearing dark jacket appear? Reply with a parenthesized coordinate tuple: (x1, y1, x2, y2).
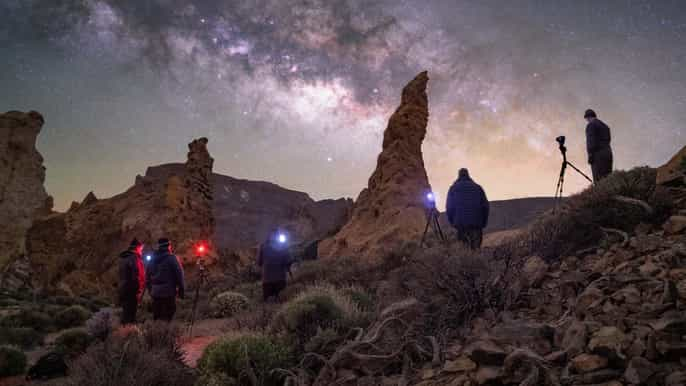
(584, 109, 613, 182)
(118, 238, 145, 324)
(446, 169, 490, 249)
(145, 238, 184, 321)
(257, 231, 293, 302)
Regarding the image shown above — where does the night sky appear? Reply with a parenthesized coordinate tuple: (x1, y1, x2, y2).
(1, 1, 685, 211)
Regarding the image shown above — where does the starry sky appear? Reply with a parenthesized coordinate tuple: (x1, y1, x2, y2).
(1, 0, 685, 211)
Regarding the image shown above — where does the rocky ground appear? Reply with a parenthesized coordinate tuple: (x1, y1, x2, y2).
(412, 213, 686, 385)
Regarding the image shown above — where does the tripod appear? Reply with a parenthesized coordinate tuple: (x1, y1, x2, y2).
(187, 258, 209, 338)
(555, 140, 593, 210)
(420, 203, 447, 247)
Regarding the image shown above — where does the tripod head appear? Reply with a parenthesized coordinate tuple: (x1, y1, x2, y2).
(556, 136, 567, 160)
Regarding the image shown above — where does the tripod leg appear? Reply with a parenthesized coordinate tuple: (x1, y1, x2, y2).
(566, 160, 594, 184)
(433, 213, 447, 243)
(420, 214, 432, 247)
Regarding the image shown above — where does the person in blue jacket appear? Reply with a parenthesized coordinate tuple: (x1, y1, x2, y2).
(146, 238, 184, 321)
(446, 168, 490, 249)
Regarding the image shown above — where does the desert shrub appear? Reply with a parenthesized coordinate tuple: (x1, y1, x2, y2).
(499, 167, 674, 261)
(197, 333, 294, 386)
(0, 308, 54, 332)
(210, 291, 250, 318)
(270, 284, 368, 348)
(0, 327, 44, 349)
(55, 305, 92, 329)
(84, 308, 113, 341)
(139, 321, 185, 362)
(0, 345, 27, 377)
(341, 286, 375, 312)
(303, 327, 342, 356)
(60, 323, 194, 386)
(55, 328, 93, 357)
(232, 281, 262, 303)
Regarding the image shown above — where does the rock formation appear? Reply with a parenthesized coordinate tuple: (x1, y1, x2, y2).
(319, 71, 432, 260)
(657, 145, 686, 186)
(26, 138, 215, 295)
(0, 111, 52, 289)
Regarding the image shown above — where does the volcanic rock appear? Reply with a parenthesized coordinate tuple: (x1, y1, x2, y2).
(571, 353, 608, 373)
(664, 215, 686, 235)
(319, 71, 432, 261)
(26, 138, 215, 295)
(656, 145, 686, 186)
(0, 111, 52, 289)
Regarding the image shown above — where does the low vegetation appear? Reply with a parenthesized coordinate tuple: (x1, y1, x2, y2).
(0, 345, 27, 377)
(0, 326, 44, 349)
(210, 291, 250, 318)
(55, 328, 93, 358)
(55, 305, 92, 329)
(197, 333, 294, 386)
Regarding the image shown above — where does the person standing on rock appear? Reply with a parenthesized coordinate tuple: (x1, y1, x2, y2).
(146, 238, 185, 321)
(118, 238, 146, 325)
(446, 168, 490, 249)
(584, 109, 613, 182)
(257, 230, 293, 302)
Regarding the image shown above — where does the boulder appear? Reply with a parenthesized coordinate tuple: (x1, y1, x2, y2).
(474, 366, 499, 385)
(521, 255, 549, 287)
(464, 340, 508, 366)
(663, 215, 686, 235)
(656, 145, 686, 186)
(622, 357, 656, 385)
(588, 327, 627, 361)
(319, 72, 433, 261)
(666, 371, 686, 386)
(442, 356, 476, 373)
(571, 353, 608, 373)
(561, 320, 588, 357)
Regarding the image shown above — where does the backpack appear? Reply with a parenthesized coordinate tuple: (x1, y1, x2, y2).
(26, 351, 68, 380)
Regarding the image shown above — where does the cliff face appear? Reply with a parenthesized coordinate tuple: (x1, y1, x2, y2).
(26, 138, 215, 295)
(0, 111, 51, 273)
(319, 71, 432, 261)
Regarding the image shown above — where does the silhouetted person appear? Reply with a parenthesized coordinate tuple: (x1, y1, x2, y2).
(118, 238, 145, 325)
(146, 238, 184, 321)
(257, 231, 293, 302)
(584, 109, 613, 182)
(446, 168, 490, 249)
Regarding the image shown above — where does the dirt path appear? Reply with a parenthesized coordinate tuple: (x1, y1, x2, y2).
(178, 318, 231, 368)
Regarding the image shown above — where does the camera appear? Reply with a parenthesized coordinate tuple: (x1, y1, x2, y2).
(556, 136, 566, 146)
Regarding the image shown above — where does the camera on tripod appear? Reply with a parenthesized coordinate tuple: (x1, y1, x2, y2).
(556, 136, 567, 155)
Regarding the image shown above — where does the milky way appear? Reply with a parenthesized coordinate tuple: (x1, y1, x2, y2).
(1, 0, 685, 210)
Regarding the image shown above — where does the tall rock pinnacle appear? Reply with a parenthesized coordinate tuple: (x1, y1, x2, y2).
(0, 111, 51, 270)
(319, 71, 432, 260)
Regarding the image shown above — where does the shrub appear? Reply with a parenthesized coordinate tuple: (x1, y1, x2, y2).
(0, 327, 44, 349)
(197, 333, 293, 386)
(84, 308, 113, 341)
(303, 327, 342, 356)
(59, 323, 195, 386)
(55, 305, 92, 329)
(341, 286, 375, 312)
(55, 328, 93, 357)
(0, 345, 27, 377)
(0, 308, 54, 332)
(500, 167, 674, 261)
(210, 291, 250, 318)
(270, 284, 368, 348)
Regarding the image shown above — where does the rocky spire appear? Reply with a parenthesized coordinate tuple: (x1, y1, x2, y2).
(0, 111, 51, 271)
(319, 71, 432, 261)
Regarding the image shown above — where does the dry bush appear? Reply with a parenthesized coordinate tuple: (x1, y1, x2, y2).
(497, 167, 673, 261)
(60, 321, 195, 386)
(270, 284, 370, 351)
(54, 328, 93, 358)
(0, 345, 27, 377)
(210, 291, 250, 318)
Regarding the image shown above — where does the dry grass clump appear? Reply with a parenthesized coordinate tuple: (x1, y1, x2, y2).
(58, 321, 195, 386)
(210, 291, 250, 318)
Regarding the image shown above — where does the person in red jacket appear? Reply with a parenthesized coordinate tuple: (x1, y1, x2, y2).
(118, 238, 145, 324)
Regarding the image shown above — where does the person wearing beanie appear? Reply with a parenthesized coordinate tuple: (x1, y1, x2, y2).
(145, 238, 185, 321)
(445, 168, 490, 249)
(118, 238, 145, 325)
(584, 109, 613, 182)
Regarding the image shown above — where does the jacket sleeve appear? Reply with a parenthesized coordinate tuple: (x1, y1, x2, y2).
(445, 186, 456, 225)
(145, 261, 153, 292)
(257, 246, 264, 267)
(130, 258, 140, 295)
(173, 257, 185, 298)
(480, 188, 490, 229)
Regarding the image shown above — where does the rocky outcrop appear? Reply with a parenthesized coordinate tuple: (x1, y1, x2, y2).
(26, 138, 215, 295)
(0, 111, 52, 288)
(657, 145, 686, 186)
(319, 71, 432, 261)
